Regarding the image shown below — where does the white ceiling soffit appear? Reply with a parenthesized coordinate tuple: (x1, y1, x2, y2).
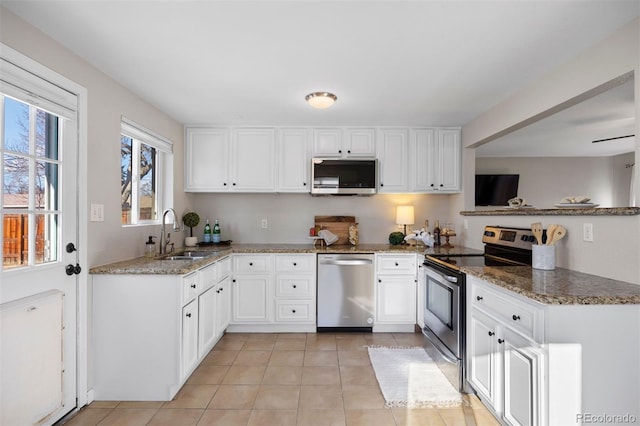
(3, 1, 639, 127)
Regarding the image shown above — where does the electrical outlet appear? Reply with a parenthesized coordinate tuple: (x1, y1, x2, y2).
(261, 219, 268, 229)
(463, 219, 469, 230)
(583, 223, 593, 242)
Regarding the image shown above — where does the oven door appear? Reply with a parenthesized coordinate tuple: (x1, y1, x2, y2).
(423, 265, 461, 360)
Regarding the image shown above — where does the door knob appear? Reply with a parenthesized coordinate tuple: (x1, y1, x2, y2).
(65, 263, 81, 276)
(66, 243, 77, 253)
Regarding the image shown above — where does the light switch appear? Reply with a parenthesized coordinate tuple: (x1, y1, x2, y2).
(91, 204, 104, 222)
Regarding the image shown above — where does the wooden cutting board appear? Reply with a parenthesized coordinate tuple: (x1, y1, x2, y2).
(314, 216, 356, 245)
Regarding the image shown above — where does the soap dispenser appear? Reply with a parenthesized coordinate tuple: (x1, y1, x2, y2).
(145, 236, 156, 258)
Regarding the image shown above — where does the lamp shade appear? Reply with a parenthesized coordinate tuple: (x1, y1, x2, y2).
(395, 205, 415, 225)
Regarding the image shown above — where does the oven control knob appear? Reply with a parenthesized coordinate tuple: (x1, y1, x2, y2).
(529, 235, 536, 242)
(521, 235, 528, 241)
(484, 231, 495, 237)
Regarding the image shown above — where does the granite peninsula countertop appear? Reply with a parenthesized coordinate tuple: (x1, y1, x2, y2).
(462, 265, 640, 305)
(89, 243, 483, 275)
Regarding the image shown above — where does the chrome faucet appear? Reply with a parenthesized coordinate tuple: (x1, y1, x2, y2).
(160, 208, 180, 255)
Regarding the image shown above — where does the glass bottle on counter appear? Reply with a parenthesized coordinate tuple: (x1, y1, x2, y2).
(203, 220, 212, 243)
(212, 219, 221, 243)
(433, 220, 441, 246)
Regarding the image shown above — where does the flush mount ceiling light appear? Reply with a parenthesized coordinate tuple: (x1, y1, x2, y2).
(305, 92, 337, 109)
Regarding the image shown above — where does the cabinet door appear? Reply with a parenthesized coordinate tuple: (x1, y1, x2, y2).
(375, 275, 416, 323)
(185, 128, 230, 191)
(345, 128, 376, 157)
(231, 276, 271, 322)
(436, 129, 461, 192)
(412, 128, 436, 191)
(216, 276, 231, 337)
(278, 128, 310, 192)
(313, 128, 343, 157)
(198, 286, 217, 358)
(231, 128, 276, 191)
(502, 328, 543, 426)
(468, 308, 501, 413)
(181, 300, 199, 380)
(377, 129, 409, 193)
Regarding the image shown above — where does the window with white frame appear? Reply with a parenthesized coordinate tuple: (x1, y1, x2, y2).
(120, 118, 172, 226)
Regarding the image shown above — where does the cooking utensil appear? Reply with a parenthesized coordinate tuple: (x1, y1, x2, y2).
(531, 222, 543, 245)
(547, 226, 567, 245)
(545, 224, 558, 245)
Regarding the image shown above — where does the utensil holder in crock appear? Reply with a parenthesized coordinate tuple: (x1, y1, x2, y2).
(532, 244, 555, 270)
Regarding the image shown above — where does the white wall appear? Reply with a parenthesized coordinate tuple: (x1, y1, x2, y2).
(452, 18, 640, 284)
(0, 7, 190, 268)
(191, 192, 453, 244)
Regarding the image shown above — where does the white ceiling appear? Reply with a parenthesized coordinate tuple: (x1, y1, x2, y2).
(4, 0, 639, 133)
(476, 78, 636, 157)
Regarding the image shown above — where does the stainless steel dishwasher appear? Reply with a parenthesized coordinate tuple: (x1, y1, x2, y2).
(317, 254, 375, 331)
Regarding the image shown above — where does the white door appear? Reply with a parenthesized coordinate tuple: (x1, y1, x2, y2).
(377, 129, 409, 193)
(1, 52, 80, 425)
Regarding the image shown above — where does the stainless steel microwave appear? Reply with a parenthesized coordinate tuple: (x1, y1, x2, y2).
(311, 158, 377, 195)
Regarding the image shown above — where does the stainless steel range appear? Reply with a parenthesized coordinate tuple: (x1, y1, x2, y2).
(421, 226, 537, 393)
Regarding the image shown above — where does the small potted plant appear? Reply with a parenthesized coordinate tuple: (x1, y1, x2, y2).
(182, 212, 200, 247)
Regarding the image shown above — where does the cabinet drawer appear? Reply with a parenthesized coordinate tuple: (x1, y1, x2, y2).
(275, 254, 315, 273)
(217, 256, 231, 279)
(232, 255, 271, 273)
(275, 300, 315, 322)
(376, 254, 416, 274)
(471, 279, 544, 341)
(182, 272, 199, 304)
(276, 276, 314, 298)
(199, 262, 218, 291)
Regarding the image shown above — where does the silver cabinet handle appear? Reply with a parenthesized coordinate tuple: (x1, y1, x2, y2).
(445, 275, 458, 283)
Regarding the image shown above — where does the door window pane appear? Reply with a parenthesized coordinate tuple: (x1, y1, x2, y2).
(3, 153, 29, 208)
(35, 213, 58, 265)
(2, 213, 27, 269)
(3, 97, 29, 155)
(35, 109, 59, 160)
(35, 160, 59, 210)
(2, 95, 62, 270)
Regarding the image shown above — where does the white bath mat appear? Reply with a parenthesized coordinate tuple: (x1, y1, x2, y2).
(367, 346, 463, 408)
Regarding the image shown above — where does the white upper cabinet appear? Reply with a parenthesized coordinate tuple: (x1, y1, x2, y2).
(344, 128, 376, 157)
(437, 129, 461, 192)
(185, 128, 230, 191)
(313, 128, 375, 158)
(231, 128, 276, 192)
(411, 127, 461, 193)
(185, 126, 459, 193)
(377, 129, 409, 193)
(277, 128, 310, 192)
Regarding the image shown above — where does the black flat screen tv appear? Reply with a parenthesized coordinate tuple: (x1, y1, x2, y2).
(475, 174, 520, 206)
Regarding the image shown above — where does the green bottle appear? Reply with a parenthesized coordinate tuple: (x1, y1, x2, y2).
(212, 219, 221, 243)
(203, 220, 212, 243)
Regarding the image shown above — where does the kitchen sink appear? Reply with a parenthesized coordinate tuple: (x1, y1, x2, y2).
(160, 251, 218, 261)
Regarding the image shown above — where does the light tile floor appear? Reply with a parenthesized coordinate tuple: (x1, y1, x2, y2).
(64, 332, 500, 426)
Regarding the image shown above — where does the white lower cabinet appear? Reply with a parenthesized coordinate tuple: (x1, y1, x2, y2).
(197, 286, 217, 360)
(374, 253, 416, 332)
(468, 277, 544, 426)
(181, 299, 199, 379)
(227, 253, 316, 332)
(231, 275, 271, 322)
(467, 274, 640, 426)
(215, 276, 231, 339)
(92, 256, 231, 401)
